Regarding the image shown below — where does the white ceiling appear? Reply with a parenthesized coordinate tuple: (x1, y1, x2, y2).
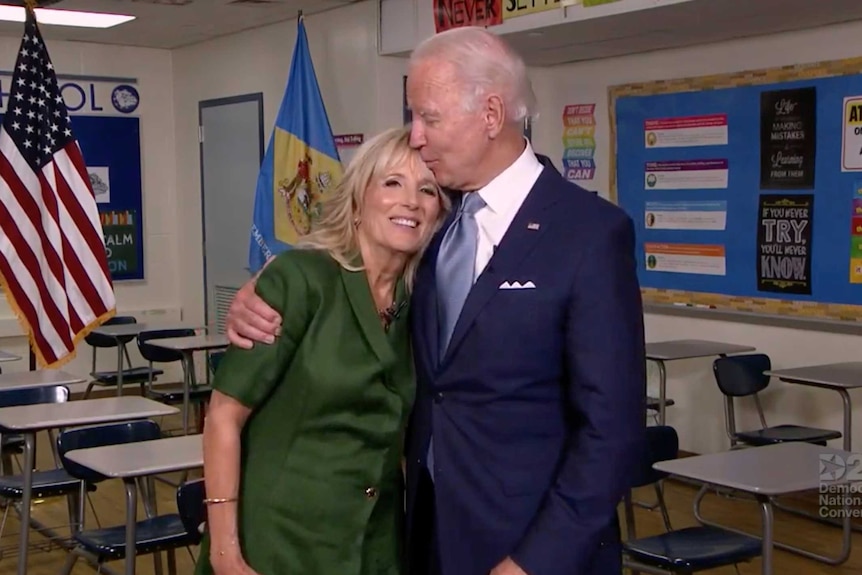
(3, 0, 862, 65)
(0, 0, 362, 49)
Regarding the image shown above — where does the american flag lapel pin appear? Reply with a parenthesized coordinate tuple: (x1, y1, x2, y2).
(527, 222, 540, 230)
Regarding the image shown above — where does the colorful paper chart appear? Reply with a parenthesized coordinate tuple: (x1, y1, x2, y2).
(562, 103, 596, 183)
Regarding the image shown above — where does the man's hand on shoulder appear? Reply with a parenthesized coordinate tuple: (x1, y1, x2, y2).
(225, 257, 282, 349)
(490, 557, 528, 575)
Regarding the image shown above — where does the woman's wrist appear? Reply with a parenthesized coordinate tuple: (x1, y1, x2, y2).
(210, 536, 240, 559)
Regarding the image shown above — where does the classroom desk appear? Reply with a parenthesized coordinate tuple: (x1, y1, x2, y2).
(64, 434, 203, 575)
(0, 350, 21, 363)
(0, 370, 84, 476)
(645, 339, 756, 424)
(765, 362, 862, 451)
(655, 442, 856, 574)
(0, 396, 178, 575)
(148, 334, 227, 434)
(89, 322, 196, 397)
(0, 369, 84, 392)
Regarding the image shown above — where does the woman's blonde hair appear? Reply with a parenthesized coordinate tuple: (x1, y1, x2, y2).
(296, 125, 450, 290)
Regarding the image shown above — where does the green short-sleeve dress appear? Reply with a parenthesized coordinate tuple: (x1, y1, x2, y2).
(194, 249, 415, 575)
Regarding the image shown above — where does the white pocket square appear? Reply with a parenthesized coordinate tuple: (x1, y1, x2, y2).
(499, 281, 536, 290)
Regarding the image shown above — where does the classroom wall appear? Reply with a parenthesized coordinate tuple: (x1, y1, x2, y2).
(0, 1, 860, 452)
(0, 37, 179, 385)
(171, 0, 408, 341)
(0, 1, 397, 385)
(530, 21, 862, 454)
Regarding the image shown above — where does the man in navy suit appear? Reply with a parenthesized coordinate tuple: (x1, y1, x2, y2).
(225, 26, 646, 575)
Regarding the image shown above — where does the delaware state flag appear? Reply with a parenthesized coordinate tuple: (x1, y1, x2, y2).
(248, 16, 341, 274)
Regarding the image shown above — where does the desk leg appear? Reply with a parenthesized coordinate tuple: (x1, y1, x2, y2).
(16, 432, 35, 575)
(117, 341, 126, 397)
(124, 478, 138, 575)
(837, 389, 852, 451)
(181, 353, 192, 435)
(758, 496, 773, 575)
(694, 482, 853, 565)
(657, 360, 667, 425)
(635, 359, 667, 512)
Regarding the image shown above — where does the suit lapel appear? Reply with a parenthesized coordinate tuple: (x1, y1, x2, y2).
(441, 168, 564, 366)
(341, 266, 396, 369)
(414, 257, 440, 372)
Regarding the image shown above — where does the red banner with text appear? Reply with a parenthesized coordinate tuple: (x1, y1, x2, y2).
(434, 0, 503, 33)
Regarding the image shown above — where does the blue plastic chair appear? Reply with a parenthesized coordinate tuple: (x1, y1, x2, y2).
(713, 354, 842, 448)
(0, 385, 71, 478)
(58, 420, 163, 482)
(0, 386, 93, 542)
(622, 426, 762, 573)
(646, 396, 675, 423)
(138, 329, 212, 433)
(85, 316, 163, 397)
(208, 350, 224, 376)
(137, 328, 198, 401)
(57, 420, 200, 575)
(176, 477, 207, 545)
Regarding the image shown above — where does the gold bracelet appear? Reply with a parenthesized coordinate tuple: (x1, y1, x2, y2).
(203, 497, 238, 505)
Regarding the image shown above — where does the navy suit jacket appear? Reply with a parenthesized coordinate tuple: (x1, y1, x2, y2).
(405, 157, 647, 575)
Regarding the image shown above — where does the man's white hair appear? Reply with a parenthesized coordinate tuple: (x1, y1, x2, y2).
(410, 26, 537, 124)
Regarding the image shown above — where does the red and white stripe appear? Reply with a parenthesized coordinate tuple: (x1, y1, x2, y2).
(0, 126, 115, 366)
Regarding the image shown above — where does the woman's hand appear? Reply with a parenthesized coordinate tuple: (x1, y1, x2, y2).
(211, 545, 261, 575)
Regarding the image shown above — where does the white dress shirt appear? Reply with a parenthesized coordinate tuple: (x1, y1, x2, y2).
(472, 139, 544, 279)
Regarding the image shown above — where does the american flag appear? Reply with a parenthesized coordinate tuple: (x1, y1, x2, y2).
(0, 8, 115, 367)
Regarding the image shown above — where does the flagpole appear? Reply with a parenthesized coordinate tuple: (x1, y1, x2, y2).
(24, 0, 36, 372)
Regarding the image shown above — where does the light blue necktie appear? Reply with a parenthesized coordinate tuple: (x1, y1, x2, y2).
(428, 191, 484, 480)
(436, 191, 485, 356)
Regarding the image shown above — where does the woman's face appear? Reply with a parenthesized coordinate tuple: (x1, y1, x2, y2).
(357, 154, 441, 263)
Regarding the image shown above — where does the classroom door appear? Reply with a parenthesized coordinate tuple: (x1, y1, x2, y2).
(199, 94, 263, 333)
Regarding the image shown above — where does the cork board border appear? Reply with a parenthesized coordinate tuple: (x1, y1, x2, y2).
(607, 56, 862, 323)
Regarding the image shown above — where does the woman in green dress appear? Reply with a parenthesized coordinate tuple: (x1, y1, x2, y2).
(197, 125, 449, 575)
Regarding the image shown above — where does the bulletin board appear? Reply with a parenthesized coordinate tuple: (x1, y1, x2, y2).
(609, 57, 862, 323)
(74, 115, 145, 281)
(0, 113, 145, 281)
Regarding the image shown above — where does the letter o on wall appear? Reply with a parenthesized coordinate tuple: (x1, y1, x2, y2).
(60, 82, 85, 112)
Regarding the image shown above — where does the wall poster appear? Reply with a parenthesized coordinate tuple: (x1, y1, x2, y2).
(760, 87, 817, 189)
(757, 194, 813, 295)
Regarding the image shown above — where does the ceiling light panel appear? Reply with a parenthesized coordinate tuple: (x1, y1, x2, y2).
(0, 6, 135, 28)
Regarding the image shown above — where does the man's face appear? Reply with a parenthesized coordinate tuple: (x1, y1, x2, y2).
(406, 59, 489, 191)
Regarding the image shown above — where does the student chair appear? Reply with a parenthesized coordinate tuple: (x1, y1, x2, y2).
(208, 350, 224, 376)
(57, 420, 200, 575)
(622, 425, 763, 574)
(0, 386, 95, 543)
(712, 354, 842, 448)
(646, 396, 675, 424)
(84, 315, 162, 398)
(137, 329, 213, 434)
(176, 477, 207, 544)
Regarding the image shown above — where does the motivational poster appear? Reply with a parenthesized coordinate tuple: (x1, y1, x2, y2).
(760, 87, 817, 189)
(757, 194, 813, 294)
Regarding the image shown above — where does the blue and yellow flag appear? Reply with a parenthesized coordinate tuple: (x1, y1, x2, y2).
(248, 16, 342, 274)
